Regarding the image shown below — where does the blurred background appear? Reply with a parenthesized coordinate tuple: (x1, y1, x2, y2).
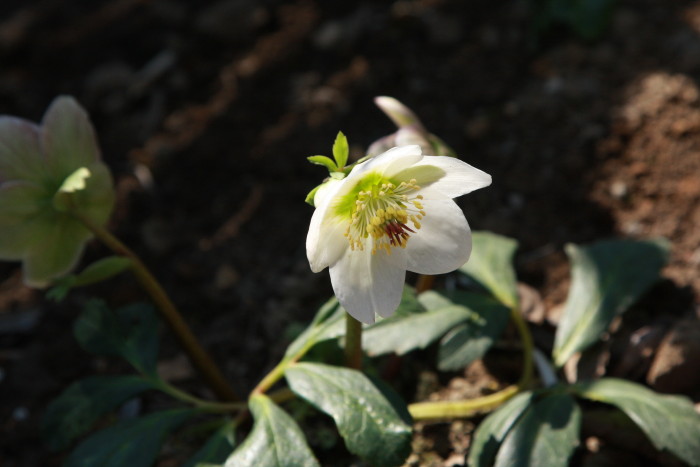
(0, 0, 699, 465)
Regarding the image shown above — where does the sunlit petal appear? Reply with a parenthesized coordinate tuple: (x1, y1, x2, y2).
(329, 246, 407, 323)
(405, 189, 472, 275)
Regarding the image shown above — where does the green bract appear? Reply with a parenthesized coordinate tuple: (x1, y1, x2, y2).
(0, 96, 114, 287)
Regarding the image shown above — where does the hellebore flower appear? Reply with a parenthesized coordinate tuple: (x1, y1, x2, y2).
(306, 145, 491, 323)
(0, 96, 115, 287)
(367, 96, 456, 158)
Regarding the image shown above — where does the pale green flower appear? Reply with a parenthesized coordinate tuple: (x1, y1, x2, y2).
(307, 145, 491, 323)
(0, 96, 115, 287)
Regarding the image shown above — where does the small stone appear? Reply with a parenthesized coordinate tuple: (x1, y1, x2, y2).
(609, 180, 627, 199)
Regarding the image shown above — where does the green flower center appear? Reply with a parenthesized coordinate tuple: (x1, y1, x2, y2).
(340, 174, 425, 255)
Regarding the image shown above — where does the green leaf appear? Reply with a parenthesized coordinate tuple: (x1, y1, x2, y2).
(284, 298, 345, 359)
(573, 378, 700, 466)
(42, 375, 156, 451)
(364, 305, 473, 356)
(224, 394, 319, 467)
(285, 362, 412, 467)
(494, 393, 581, 467)
(65, 409, 195, 467)
(438, 294, 510, 371)
(74, 300, 159, 375)
(47, 275, 77, 302)
(183, 421, 236, 467)
(285, 287, 421, 360)
(417, 290, 454, 310)
(552, 239, 669, 367)
(467, 391, 533, 467)
(332, 131, 349, 168)
(307, 155, 337, 172)
(304, 184, 322, 207)
(73, 256, 132, 287)
(459, 231, 519, 308)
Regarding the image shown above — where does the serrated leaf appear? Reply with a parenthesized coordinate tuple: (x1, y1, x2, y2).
(438, 294, 510, 371)
(284, 298, 345, 359)
(224, 394, 319, 467)
(42, 375, 156, 451)
(552, 239, 669, 367)
(332, 131, 349, 168)
(494, 393, 581, 467)
(363, 305, 473, 356)
(468, 391, 533, 467)
(574, 378, 700, 466)
(74, 300, 159, 375)
(459, 232, 519, 308)
(66, 409, 195, 467)
(417, 290, 454, 310)
(183, 421, 236, 467)
(285, 362, 411, 467)
(285, 287, 421, 360)
(73, 256, 132, 287)
(307, 155, 337, 171)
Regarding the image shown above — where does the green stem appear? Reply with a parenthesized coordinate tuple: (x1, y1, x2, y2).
(408, 306, 534, 420)
(74, 213, 239, 402)
(344, 313, 363, 370)
(152, 379, 245, 413)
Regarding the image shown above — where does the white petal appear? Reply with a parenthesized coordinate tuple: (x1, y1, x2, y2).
(306, 210, 348, 272)
(306, 178, 349, 272)
(405, 189, 472, 275)
(394, 155, 491, 199)
(313, 178, 343, 208)
(351, 145, 423, 179)
(329, 247, 407, 324)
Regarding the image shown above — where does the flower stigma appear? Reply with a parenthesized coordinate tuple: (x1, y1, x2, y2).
(341, 174, 425, 255)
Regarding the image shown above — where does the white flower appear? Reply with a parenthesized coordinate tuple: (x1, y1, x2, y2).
(306, 145, 491, 324)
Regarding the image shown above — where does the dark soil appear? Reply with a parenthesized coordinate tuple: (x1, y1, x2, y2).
(1, 0, 699, 466)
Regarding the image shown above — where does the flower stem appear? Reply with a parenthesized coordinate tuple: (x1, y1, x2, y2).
(75, 213, 239, 402)
(151, 378, 245, 412)
(345, 313, 363, 370)
(415, 274, 435, 293)
(408, 305, 534, 420)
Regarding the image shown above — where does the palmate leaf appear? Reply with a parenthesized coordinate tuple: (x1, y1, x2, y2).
(459, 231, 519, 308)
(493, 393, 581, 467)
(285, 287, 423, 359)
(65, 409, 195, 467)
(224, 394, 319, 467)
(73, 300, 159, 375)
(284, 298, 345, 359)
(552, 239, 669, 367)
(285, 362, 412, 467)
(183, 421, 236, 467)
(363, 304, 473, 356)
(42, 375, 156, 451)
(574, 378, 700, 466)
(438, 293, 510, 371)
(468, 392, 534, 467)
